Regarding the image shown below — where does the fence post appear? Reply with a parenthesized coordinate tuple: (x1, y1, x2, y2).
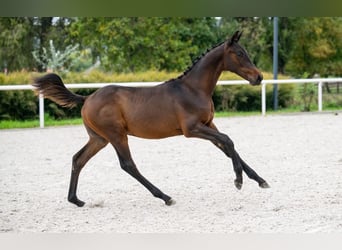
(39, 92, 44, 128)
(262, 82, 267, 116)
(318, 81, 323, 112)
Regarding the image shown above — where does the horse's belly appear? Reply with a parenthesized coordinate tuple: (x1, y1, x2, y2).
(126, 118, 182, 139)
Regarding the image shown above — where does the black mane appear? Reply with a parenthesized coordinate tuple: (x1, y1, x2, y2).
(166, 40, 225, 83)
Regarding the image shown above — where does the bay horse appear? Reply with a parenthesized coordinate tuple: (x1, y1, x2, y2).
(33, 31, 269, 207)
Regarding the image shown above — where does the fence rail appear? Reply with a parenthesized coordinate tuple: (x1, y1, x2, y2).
(1, 78, 341, 128)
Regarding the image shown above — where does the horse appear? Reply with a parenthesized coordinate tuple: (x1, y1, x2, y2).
(33, 31, 269, 207)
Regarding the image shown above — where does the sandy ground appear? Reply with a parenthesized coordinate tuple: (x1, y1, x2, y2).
(1, 113, 342, 233)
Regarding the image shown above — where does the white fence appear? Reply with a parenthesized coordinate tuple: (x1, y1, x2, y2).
(0, 78, 341, 128)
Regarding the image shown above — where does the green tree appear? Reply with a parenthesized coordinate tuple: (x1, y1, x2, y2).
(2, 16, 340, 77)
(32, 39, 79, 72)
(0, 17, 77, 72)
(32, 17, 77, 72)
(69, 17, 219, 72)
(285, 17, 342, 77)
(0, 17, 35, 72)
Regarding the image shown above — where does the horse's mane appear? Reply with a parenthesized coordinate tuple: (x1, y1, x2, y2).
(166, 40, 226, 83)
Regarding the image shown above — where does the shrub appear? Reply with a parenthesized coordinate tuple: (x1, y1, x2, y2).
(0, 90, 37, 120)
(0, 72, 39, 120)
(213, 84, 295, 112)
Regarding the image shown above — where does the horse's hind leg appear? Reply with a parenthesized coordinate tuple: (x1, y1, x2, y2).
(110, 134, 174, 206)
(68, 132, 108, 207)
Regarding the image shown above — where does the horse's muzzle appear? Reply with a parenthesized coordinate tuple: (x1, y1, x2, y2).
(250, 73, 263, 86)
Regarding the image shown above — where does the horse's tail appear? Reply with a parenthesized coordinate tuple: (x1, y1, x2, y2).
(32, 73, 86, 108)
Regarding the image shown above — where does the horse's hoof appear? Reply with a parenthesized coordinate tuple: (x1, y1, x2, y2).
(68, 197, 85, 207)
(234, 180, 242, 190)
(259, 182, 270, 189)
(165, 198, 176, 206)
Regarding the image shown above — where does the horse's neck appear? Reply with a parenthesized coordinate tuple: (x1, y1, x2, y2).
(183, 44, 224, 96)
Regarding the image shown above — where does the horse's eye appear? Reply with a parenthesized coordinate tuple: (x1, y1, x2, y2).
(237, 51, 244, 57)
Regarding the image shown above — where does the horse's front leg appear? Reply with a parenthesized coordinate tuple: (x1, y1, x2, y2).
(183, 122, 244, 189)
(209, 122, 270, 189)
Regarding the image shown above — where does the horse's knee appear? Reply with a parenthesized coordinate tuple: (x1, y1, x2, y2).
(119, 160, 139, 175)
(226, 137, 234, 149)
(220, 134, 234, 151)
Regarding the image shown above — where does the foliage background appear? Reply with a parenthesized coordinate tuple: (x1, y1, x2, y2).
(1, 17, 341, 76)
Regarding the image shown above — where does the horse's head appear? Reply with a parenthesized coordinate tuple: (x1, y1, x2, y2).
(223, 31, 263, 85)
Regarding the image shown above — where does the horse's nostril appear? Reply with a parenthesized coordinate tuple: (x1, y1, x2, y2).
(258, 75, 263, 82)
(257, 74, 263, 82)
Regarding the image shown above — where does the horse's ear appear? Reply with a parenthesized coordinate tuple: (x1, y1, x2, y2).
(228, 30, 242, 46)
(237, 31, 243, 41)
